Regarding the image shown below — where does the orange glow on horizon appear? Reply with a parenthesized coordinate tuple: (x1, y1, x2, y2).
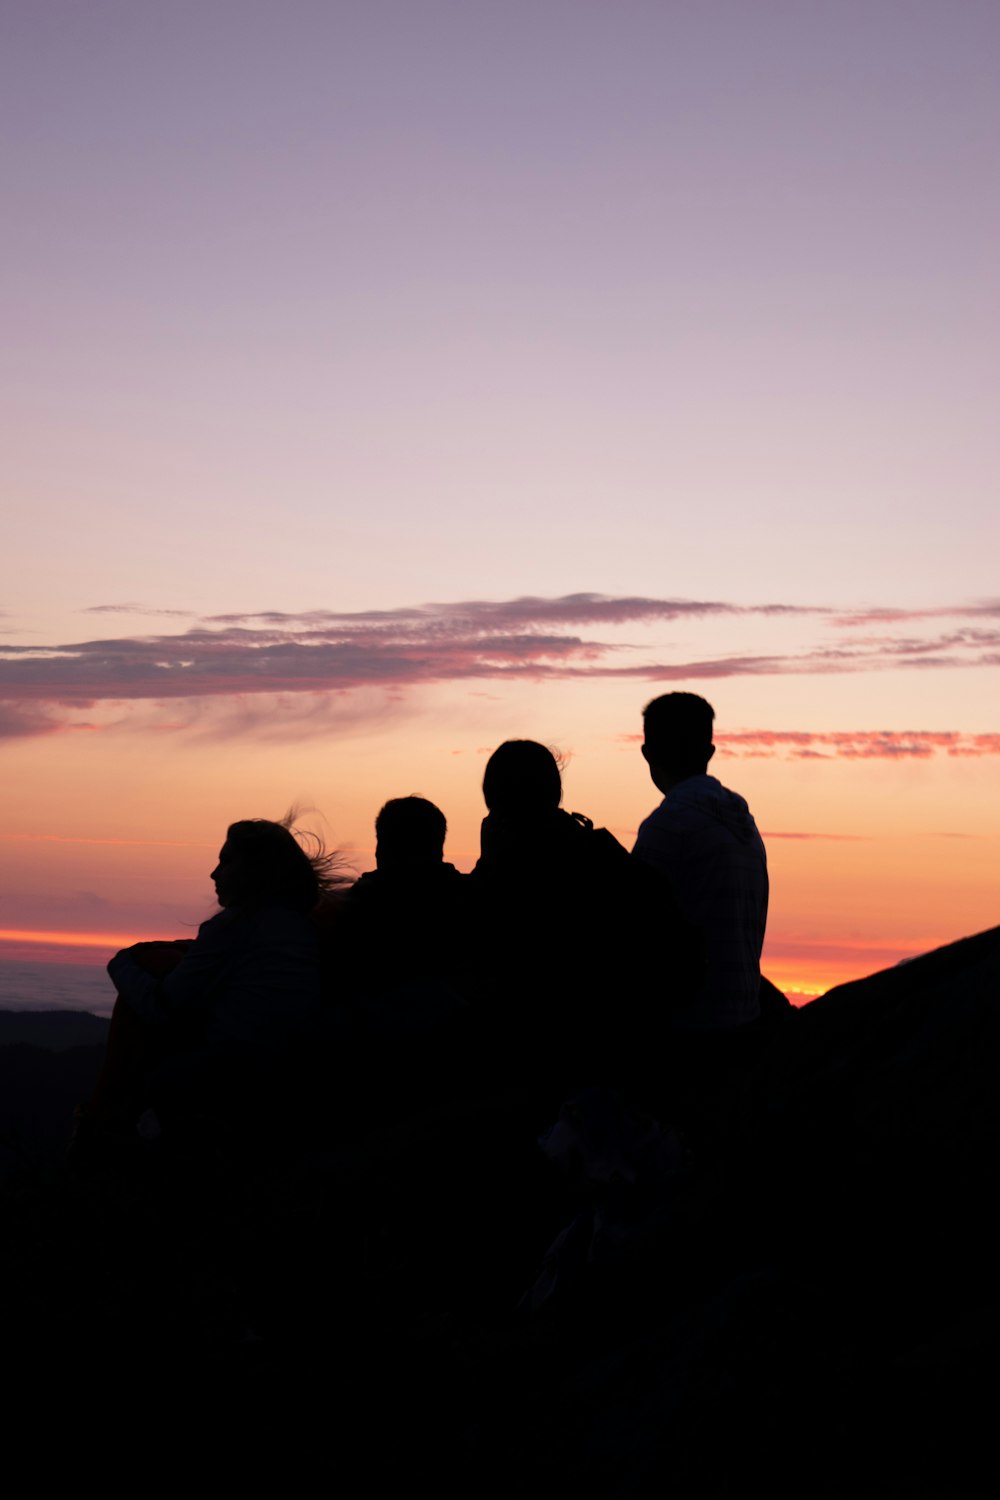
(1, 928, 912, 1004)
(0, 927, 171, 951)
(765, 959, 886, 1003)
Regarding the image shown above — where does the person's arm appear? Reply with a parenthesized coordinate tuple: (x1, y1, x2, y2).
(108, 914, 236, 1029)
(114, 939, 194, 976)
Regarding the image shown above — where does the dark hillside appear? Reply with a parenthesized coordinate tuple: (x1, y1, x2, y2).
(2, 929, 999, 1494)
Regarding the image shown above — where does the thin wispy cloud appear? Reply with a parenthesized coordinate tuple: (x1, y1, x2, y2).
(830, 599, 1000, 628)
(2, 593, 998, 742)
(82, 603, 195, 618)
(716, 730, 1000, 760)
(201, 594, 821, 632)
(761, 830, 868, 840)
(0, 702, 90, 739)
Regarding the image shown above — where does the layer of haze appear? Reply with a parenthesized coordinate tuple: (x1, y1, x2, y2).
(2, 1, 998, 1005)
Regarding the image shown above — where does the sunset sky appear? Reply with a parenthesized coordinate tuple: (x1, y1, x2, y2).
(2, 1, 998, 1005)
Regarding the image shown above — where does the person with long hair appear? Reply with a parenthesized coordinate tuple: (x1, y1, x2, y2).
(80, 816, 342, 1147)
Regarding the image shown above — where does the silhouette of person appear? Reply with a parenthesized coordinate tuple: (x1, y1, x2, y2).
(375, 793, 450, 871)
(474, 739, 617, 919)
(633, 693, 768, 1033)
(341, 794, 471, 1009)
(85, 817, 335, 1140)
(333, 796, 478, 1126)
(476, 739, 630, 879)
(472, 739, 685, 1116)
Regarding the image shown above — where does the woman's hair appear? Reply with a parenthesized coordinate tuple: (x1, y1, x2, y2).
(224, 815, 346, 913)
(482, 740, 563, 816)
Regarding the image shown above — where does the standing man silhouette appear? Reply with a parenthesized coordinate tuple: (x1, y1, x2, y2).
(633, 693, 769, 1033)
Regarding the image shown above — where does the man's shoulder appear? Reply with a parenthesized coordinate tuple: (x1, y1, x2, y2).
(637, 777, 717, 834)
(635, 776, 766, 863)
(673, 775, 764, 840)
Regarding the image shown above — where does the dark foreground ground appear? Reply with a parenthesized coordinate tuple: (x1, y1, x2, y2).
(3, 928, 1000, 1496)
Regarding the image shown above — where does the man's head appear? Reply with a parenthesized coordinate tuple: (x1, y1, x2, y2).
(641, 693, 715, 793)
(375, 795, 447, 870)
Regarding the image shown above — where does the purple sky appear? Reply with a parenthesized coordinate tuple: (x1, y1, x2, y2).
(2, 2, 999, 998)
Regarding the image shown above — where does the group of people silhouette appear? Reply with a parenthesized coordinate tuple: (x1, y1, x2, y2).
(78, 692, 776, 1162)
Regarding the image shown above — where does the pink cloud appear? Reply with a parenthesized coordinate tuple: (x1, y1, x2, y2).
(200, 593, 820, 633)
(0, 701, 86, 739)
(82, 603, 194, 618)
(717, 729, 998, 760)
(831, 599, 1000, 627)
(947, 733, 1000, 757)
(3, 591, 1000, 742)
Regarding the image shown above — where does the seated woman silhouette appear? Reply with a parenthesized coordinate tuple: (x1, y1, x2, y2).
(84, 817, 339, 1144)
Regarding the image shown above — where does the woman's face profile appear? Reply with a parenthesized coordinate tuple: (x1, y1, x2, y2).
(211, 840, 246, 908)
